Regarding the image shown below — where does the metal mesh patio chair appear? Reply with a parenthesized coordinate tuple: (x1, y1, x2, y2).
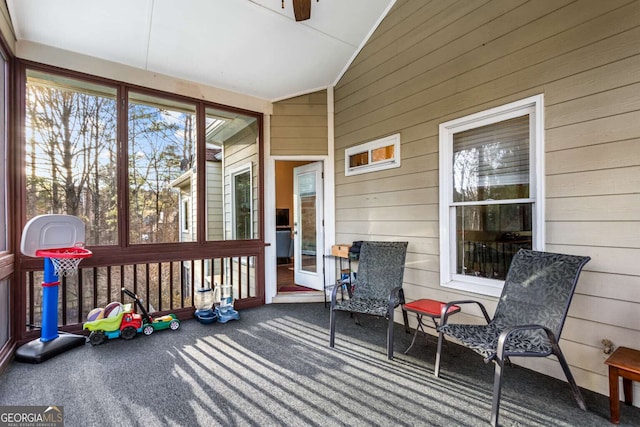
(329, 241, 409, 360)
(434, 249, 590, 427)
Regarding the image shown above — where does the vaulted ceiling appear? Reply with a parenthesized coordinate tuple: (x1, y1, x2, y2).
(7, 0, 395, 101)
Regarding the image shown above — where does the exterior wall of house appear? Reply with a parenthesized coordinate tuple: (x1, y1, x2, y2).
(271, 90, 328, 156)
(333, 0, 640, 400)
(207, 161, 224, 241)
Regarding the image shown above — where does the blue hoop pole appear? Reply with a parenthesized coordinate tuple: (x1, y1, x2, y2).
(40, 257, 60, 342)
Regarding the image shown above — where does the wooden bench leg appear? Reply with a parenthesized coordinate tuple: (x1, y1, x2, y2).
(609, 366, 620, 424)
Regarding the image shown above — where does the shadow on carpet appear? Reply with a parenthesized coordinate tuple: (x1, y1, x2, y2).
(0, 303, 638, 427)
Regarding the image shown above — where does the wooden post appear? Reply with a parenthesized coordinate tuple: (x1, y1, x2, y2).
(293, 0, 311, 21)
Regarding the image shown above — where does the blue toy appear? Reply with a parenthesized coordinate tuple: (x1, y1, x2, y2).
(216, 283, 239, 323)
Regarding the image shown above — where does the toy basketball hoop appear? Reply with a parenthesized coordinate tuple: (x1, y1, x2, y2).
(16, 214, 92, 363)
(35, 246, 92, 277)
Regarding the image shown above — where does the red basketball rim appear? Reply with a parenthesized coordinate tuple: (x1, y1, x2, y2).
(35, 247, 92, 259)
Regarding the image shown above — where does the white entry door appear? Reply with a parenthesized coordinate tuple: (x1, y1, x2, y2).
(293, 162, 324, 290)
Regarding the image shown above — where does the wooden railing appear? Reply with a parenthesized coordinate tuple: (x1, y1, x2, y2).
(21, 255, 259, 340)
(459, 239, 531, 280)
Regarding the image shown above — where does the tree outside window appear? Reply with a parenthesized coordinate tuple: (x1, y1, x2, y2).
(128, 92, 196, 244)
(25, 70, 118, 245)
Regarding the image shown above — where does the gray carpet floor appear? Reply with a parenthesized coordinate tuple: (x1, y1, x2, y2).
(0, 303, 638, 427)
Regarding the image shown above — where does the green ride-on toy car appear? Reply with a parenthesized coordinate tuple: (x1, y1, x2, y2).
(83, 288, 180, 346)
(121, 288, 180, 336)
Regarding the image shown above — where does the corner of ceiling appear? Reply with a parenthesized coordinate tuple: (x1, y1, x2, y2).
(332, 0, 396, 87)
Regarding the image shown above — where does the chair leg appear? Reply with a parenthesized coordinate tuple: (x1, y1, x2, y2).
(490, 358, 505, 427)
(387, 311, 395, 360)
(556, 347, 587, 411)
(402, 307, 410, 334)
(434, 332, 444, 377)
(329, 308, 336, 348)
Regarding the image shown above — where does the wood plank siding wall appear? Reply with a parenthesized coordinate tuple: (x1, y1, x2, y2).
(224, 125, 260, 240)
(271, 90, 328, 156)
(333, 0, 640, 401)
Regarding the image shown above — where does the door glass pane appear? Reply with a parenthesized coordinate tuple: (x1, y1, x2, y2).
(25, 70, 118, 245)
(298, 172, 317, 273)
(233, 168, 252, 239)
(456, 203, 532, 280)
(128, 92, 197, 244)
(204, 107, 259, 241)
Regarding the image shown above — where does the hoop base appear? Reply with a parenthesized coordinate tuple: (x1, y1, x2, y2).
(14, 333, 86, 364)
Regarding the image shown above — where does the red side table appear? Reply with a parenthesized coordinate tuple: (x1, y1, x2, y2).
(605, 346, 640, 424)
(402, 298, 461, 354)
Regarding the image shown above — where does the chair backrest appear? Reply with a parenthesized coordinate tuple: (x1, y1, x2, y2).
(492, 249, 590, 339)
(276, 229, 293, 258)
(352, 241, 408, 300)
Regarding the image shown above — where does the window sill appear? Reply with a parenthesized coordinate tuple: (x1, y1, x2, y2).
(441, 275, 503, 298)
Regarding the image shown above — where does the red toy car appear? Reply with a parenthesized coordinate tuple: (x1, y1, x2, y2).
(83, 303, 143, 345)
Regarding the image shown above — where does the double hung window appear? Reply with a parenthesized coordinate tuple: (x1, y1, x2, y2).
(439, 95, 544, 296)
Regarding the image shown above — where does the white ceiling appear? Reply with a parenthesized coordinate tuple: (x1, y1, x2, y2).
(7, 0, 395, 101)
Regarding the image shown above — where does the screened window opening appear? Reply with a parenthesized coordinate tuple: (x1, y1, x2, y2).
(25, 70, 118, 245)
(0, 51, 6, 252)
(128, 92, 197, 244)
(25, 68, 262, 248)
(204, 107, 259, 242)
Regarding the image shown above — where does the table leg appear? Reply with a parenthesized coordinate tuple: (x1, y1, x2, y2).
(404, 314, 424, 354)
(623, 378, 633, 405)
(609, 366, 620, 424)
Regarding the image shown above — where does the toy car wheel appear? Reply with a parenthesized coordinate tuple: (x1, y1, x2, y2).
(170, 319, 180, 330)
(143, 325, 154, 336)
(89, 331, 106, 346)
(121, 326, 137, 340)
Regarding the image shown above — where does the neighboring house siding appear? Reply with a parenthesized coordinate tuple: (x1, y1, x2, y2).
(207, 161, 224, 241)
(271, 90, 328, 156)
(333, 0, 640, 401)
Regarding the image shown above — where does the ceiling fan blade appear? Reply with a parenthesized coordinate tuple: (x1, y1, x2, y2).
(292, 0, 311, 21)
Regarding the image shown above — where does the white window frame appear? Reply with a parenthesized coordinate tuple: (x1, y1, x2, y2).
(180, 196, 190, 233)
(344, 133, 401, 176)
(438, 95, 545, 297)
(230, 163, 253, 240)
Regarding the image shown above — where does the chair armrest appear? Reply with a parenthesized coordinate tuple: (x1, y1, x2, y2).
(330, 282, 342, 307)
(388, 286, 405, 313)
(439, 299, 491, 327)
(496, 324, 558, 360)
